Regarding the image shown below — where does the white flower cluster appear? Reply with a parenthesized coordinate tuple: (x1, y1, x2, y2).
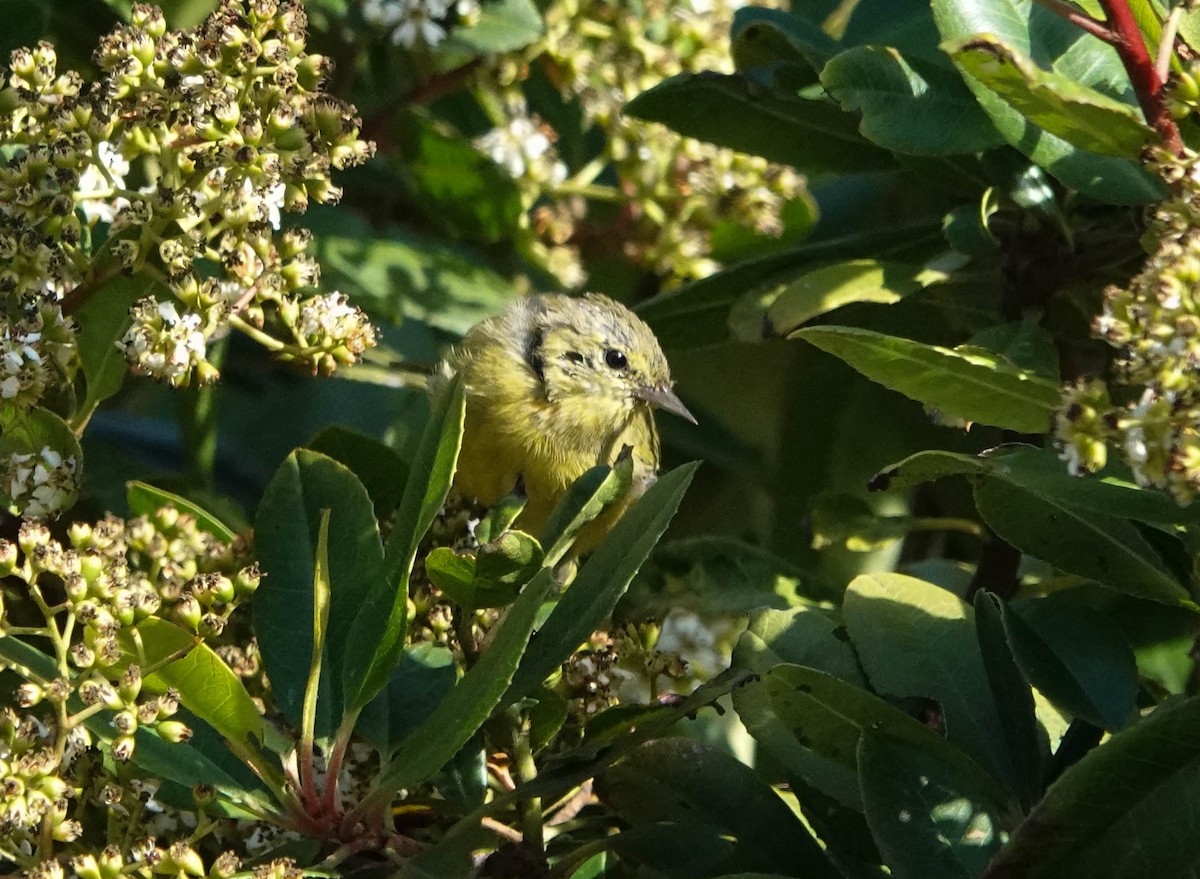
(2, 445, 80, 518)
(292, 291, 377, 374)
(0, 303, 75, 410)
(118, 300, 212, 386)
(475, 108, 569, 185)
(362, 0, 479, 47)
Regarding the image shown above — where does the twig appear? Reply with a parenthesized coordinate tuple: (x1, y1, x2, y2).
(1036, 0, 1186, 154)
(1100, 0, 1186, 154)
(1157, 2, 1186, 83)
(1037, 0, 1120, 44)
(481, 817, 524, 843)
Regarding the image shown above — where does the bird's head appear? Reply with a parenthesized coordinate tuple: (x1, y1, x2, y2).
(530, 294, 696, 429)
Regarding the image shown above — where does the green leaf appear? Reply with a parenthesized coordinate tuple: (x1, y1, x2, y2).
(393, 109, 523, 243)
(307, 216, 519, 337)
(126, 481, 236, 543)
(539, 458, 634, 568)
(305, 426, 408, 519)
(821, 46, 1003, 154)
(736, 259, 927, 341)
(376, 567, 557, 792)
(301, 511, 333, 754)
(132, 618, 264, 746)
(504, 462, 699, 705)
(868, 449, 987, 493)
(625, 72, 895, 175)
(973, 591, 1045, 810)
(947, 34, 1154, 159)
(73, 275, 148, 423)
(795, 326, 1061, 433)
(1003, 594, 1138, 730)
(973, 476, 1193, 606)
(859, 731, 1008, 878)
(966, 321, 1060, 378)
(733, 664, 1009, 815)
(636, 223, 942, 349)
(843, 573, 1019, 797)
(983, 695, 1200, 878)
(433, 0, 544, 71)
(931, 0, 1163, 203)
(342, 376, 464, 715)
(253, 450, 384, 735)
(357, 644, 457, 757)
(598, 738, 839, 878)
(872, 445, 1200, 529)
(733, 605, 865, 686)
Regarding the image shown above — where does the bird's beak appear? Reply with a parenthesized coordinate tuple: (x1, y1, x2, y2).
(637, 384, 697, 425)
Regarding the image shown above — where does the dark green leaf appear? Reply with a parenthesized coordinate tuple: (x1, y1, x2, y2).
(618, 536, 804, 623)
(973, 476, 1193, 606)
(254, 450, 384, 735)
(1004, 594, 1138, 731)
(73, 276, 149, 423)
(598, 738, 839, 878)
(305, 426, 408, 518)
(731, 6, 840, 85)
(733, 605, 864, 685)
(974, 591, 1045, 810)
(308, 217, 518, 336)
(376, 567, 557, 791)
(539, 459, 634, 568)
(795, 326, 1061, 433)
(983, 695, 1200, 878)
(505, 462, 699, 705)
(859, 731, 1009, 878)
(843, 573, 1019, 796)
(357, 644, 457, 757)
(625, 72, 895, 174)
(393, 110, 523, 243)
(821, 46, 1003, 154)
(965, 321, 1059, 379)
(342, 376, 464, 714)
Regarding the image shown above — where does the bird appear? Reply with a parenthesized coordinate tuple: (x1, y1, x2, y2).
(431, 293, 695, 548)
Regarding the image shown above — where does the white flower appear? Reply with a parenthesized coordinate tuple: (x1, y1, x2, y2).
(363, 0, 456, 47)
(76, 141, 131, 224)
(118, 298, 211, 385)
(475, 110, 569, 185)
(3, 445, 80, 519)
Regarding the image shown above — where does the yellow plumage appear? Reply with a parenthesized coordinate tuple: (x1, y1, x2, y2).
(432, 293, 694, 548)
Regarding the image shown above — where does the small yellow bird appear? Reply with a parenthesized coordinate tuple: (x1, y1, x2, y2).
(433, 293, 695, 544)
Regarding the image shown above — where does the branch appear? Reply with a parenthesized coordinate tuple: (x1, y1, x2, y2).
(1099, 0, 1185, 155)
(1036, 0, 1120, 44)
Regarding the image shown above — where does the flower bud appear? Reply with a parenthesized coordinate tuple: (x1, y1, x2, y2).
(156, 720, 192, 743)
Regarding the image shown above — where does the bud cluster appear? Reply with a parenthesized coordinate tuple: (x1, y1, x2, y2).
(474, 0, 802, 284)
(0, 0, 376, 399)
(1055, 149, 1200, 500)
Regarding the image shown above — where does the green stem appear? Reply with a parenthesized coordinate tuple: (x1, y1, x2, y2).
(510, 709, 544, 853)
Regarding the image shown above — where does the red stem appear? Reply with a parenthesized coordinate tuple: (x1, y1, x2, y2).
(1098, 0, 1185, 155)
(1040, 0, 1120, 45)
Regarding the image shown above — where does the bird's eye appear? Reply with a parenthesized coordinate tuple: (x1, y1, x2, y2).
(604, 349, 628, 370)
